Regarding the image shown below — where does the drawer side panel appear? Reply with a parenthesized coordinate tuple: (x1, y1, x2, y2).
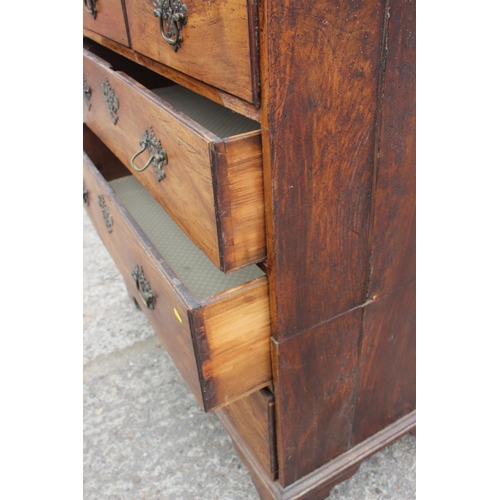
(212, 133, 266, 272)
(195, 278, 272, 410)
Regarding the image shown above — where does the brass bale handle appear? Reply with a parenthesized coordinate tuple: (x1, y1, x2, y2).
(130, 126, 168, 182)
(153, 0, 188, 52)
(132, 265, 156, 310)
(84, 0, 97, 19)
(130, 143, 155, 172)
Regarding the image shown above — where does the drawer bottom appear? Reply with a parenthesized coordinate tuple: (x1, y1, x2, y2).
(108, 176, 264, 300)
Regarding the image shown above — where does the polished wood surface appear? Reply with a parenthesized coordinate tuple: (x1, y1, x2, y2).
(366, 0, 416, 298)
(220, 389, 277, 479)
(352, 284, 416, 445)
(259, 0, 416, 487)
(83, 49, 266, 272)
(123, 0, 257, 103)
(83, 138, 272, 412)
(352, 0, 416, 446)
(83, 31, 261, 122)
(83, 49, 219, 266)
(260, 0, 386, 340)
(83, 0, 129, 46)
(218, 409, 415, 500)
(83, 0, 415, 494)
(271, 309, 362, 485)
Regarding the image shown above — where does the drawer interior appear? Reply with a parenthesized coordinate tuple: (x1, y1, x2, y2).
(83, 39, 260, 138)
(84, 126, 264, 300)
(150, 86, 259, 138)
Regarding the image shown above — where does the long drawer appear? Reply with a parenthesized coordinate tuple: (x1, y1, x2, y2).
(83, 0, 129, 46)
(220, 388, 278, 480)
(83, 127, 272, 411)
(83, 47, 265, 273)
(123, 0, 259, 104)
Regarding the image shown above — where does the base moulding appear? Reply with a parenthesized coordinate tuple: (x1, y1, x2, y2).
(217, 409, 416, 500)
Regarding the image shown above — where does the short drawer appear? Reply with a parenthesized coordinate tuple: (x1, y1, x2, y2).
(83, 46, 265, 273)
(219, 388, 278, 480)
(123, 0, 259, 104)
(83, 128, 272, 411)
(83, 0, 129, 46)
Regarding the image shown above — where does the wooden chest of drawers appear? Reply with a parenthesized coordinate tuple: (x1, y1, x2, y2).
(83, 0, 415, 498)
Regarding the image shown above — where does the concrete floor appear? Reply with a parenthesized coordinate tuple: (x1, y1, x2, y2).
(83, 209, 416, 499)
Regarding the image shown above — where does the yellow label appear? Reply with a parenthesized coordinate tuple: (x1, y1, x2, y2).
(174, 308, 182, 323)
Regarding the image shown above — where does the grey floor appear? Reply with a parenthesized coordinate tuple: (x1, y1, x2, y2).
(83, 209, 416, 499)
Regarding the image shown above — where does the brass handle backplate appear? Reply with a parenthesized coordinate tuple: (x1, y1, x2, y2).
(153, 0, 188, 52)
(130, 126, 168, 182)
(101, 78, 119, 125)
(132, 265, 156, 310)
(83, 77, 92, 111)
(98, 195, 113, 233)
(84, 0, 97, 19)
(83, 182, 89, 206)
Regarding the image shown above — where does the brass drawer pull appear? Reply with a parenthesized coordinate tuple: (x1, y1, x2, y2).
(153, 0, 188, 52)
(84, 0, 97, 19)
(130, 126, 168, 182)
(132, 265, 156, 310)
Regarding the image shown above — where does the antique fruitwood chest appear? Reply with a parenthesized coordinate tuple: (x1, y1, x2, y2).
(83, 0, 415, 497)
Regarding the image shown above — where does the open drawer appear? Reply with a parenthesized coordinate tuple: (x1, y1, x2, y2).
(83, 42, 265, 273)
(83, 127, 272, 411)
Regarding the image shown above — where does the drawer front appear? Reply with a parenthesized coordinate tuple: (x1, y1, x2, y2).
(83, 150, 272, 411)
(220, 389, 278, 480)
(83, 49, 265, 273)
(83, 0, 130, 46)
(123, 0, 258, 104)
(83, 151, 203, 405)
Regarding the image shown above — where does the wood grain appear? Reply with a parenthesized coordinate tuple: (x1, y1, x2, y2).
(259, 0, 391, 487)
(195, 277, 272, 410)
(83, 32, 261, 122)
(260, 0, 387, 340)
(219, 404, 415, 500)
(83, 0, 416, 491)
(212, 132, 266, 272)
(83, 49, 220, 266)
(84, 135, 271, 411)
(83, 49, 266, 272)
(366, 0, 416, 299)
(221, 389, 277, 479)
(352, 283, 416, 445)
(271, 309, 362, 485)
(123, 0, 256, 102)
(83, 0, 129, 46)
